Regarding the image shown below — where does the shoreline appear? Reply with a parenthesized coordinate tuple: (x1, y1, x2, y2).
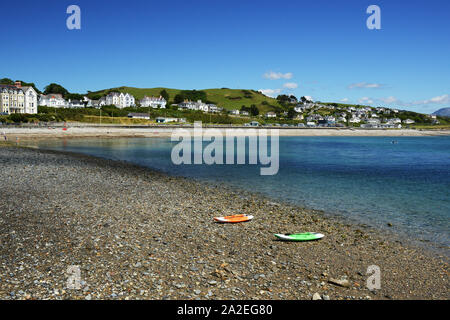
(22, 143, 450, 258)
(1, 126, 449, 141)
(0, 145, 448, 300)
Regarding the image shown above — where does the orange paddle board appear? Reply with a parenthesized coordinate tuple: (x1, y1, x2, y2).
(214, 214, 254, 223)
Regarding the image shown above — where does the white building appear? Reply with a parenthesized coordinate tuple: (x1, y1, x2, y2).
(306, 114, 323, 122)
(294, 105, 305, 113)
(230, 109, 240, 115)
(105, 92, 135, 108)
(98, 97, 107, 107)
(68, 100, 84, 108)
(0, 85, 23, 114)
(367, 118, 380, 125)
(178, 100, 218, 113)
(0, 82, 37, 114)
(155, 117, 186, 123)
(265, 112, 276, 118)
(39, 94, 68, 108)
(207, 104, 221, 113)
(128, 113, 150, 120)
(83, 96, 92, 107)
(140, 96, 166, 109)
(20, 84, 38, 114)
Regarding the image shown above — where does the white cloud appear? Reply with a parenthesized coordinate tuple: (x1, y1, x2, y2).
(348, 82, 384, 89)
(412, 94, 450, 105)
(283, 82, 298, 89)
(304, 96, 314, 102)
(259, 89, 282, 97)
(351, 94, 449, 111)
(263, 71, 293, 80)
(358, 97, 374, 104)
(379, 96, 398, 104)
(340, 98, 349, 102)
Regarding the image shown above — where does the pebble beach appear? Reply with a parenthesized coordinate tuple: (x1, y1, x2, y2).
(0, 145, 448, 300)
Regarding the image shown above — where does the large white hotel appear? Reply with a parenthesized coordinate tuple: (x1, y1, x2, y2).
(0, 81, 38, 114)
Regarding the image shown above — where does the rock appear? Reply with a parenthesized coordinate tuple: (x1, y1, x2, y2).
(312, 292, 322, 300)
(322, 295, 330, 300)
(328, 278, 351, 288)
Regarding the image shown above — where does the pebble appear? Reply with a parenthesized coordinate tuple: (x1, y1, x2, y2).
(0, 146, 446, 300)
(312, 292, 322, 300)
(328, 278, 351, 288)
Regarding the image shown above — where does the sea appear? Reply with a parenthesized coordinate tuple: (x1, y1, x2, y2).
(33, 135, 450, 252)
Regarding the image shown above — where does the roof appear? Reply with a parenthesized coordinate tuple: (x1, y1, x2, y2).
(128, 113, 150, 117)
(41, 93, 64, 99)
(141, 96, 166, 101)
(0, 84, 24, 93)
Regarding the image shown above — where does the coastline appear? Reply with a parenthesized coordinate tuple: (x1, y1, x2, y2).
(1, 125, 449, 141)
(0, 145, 448, 300)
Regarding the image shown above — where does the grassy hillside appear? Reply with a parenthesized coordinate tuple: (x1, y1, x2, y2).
(87, 87, 284, 113)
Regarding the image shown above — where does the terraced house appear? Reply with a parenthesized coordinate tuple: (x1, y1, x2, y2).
(139, 96, 166, 108)
(39, 93, 68, 108)
(0, 81, 38, 114)
(105, 92, 136, 108)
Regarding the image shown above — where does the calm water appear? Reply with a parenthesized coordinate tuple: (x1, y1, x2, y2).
(34, 136, 450, 250)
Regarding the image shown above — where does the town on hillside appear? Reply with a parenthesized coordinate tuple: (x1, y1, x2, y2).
(0, 79, 446, 128)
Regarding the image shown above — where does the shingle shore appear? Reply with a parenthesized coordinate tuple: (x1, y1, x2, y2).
(0, 146, 448, 300)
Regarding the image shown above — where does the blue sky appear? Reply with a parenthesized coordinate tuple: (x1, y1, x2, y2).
(0, 0, 449, 113)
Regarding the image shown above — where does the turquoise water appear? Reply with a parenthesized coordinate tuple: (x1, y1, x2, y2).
(35, 136, 450, 250)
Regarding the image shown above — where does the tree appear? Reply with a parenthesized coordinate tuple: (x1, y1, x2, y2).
(0, 78, 14, 85)
(287, 108, 296, 119)
(300, 96, 311, 103)
(174, 94, 185, 104)
(44, 83, 69, 97)
(250, 104, 259, 116)
(276, 94, 290, 102)
(66, 93, 84, 101)
(180, 90, 207, 102)
(240, 105, 249, 112)
(160, 89, 169, 102)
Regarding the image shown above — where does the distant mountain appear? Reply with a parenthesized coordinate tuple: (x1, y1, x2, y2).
(432, 108, 450, 117)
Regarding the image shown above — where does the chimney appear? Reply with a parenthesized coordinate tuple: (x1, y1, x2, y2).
(15, 81, 22, 88)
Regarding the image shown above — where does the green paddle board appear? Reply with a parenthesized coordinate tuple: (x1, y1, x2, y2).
(274, 232, 324, 241)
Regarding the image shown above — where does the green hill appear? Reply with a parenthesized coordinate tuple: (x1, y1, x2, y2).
(87, 86, 284, 113)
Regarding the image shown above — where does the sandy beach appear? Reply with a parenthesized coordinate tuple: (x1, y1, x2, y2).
(1, 125, 449, 141)
(0, 145, 448, 300)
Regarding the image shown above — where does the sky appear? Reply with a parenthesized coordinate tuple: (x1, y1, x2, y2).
(0, 0, 449, 113)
